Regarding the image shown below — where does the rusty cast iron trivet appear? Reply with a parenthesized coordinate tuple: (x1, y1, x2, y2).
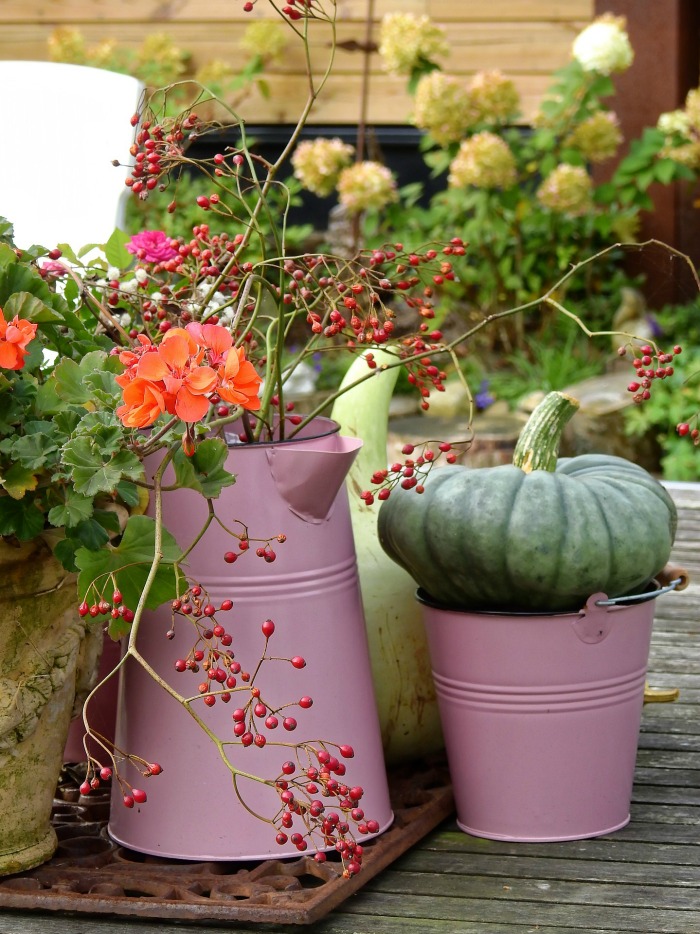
(0, 759, 453, 924)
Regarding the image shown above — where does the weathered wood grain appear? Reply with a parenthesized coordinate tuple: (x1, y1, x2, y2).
(0, 2, 593, 124)
(0, 0, 594, 23)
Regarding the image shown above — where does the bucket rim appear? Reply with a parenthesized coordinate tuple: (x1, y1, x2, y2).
(415, 577, 679, 619)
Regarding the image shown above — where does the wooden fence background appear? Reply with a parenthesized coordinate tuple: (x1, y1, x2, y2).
(0, 0, 593, 125)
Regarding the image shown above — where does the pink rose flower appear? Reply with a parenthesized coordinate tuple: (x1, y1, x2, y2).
(126, 230, 178, 264)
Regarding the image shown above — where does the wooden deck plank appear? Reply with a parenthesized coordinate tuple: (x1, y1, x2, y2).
(0, 483, 697, 933)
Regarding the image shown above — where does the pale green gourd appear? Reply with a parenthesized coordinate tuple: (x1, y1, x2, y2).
(331, 349, 443, 764)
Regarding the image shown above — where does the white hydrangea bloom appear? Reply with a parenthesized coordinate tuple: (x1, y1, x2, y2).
(413, 72, 475, 146)
(536, 164, 593, 217)
(448, 133, 517, 190)
(336, 161, 398, 214)
(379, 12, 449, 76)
(291, 137, 355, 197)
(657, 110, 692, 136)
(572, 16, 633, 75)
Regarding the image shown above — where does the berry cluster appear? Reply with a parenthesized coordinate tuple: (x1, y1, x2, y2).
(170, 596, 308, 739)
(360, 438, 470, 504)
(242, 0, 316, 18)
(123, 114, 199, 200)
(96, 205, 466, 417)
(676, 421, 699, 443)
(79, 759, 163, 810)
(76, 576, 374, 869)
(273, 745, 378, 876)
(222, 526, 287, 565)
(619, 341, 682, 403)
(78, 585, 135, 633)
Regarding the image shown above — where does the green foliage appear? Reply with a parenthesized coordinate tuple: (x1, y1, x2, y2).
(75, 515, 184, 634)
(172, 438, 237, 498)
(291, 23, 700, 360)
(471, 322, 607, 408)
(654, 298, 700, 347)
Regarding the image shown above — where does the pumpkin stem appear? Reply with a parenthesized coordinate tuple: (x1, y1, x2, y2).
(512, 391, 580, 473)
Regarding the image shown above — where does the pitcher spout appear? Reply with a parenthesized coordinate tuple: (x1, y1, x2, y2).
(267, 434, 363, 522)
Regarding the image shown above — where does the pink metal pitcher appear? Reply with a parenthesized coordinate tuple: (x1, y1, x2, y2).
(108, 418, 393, 860)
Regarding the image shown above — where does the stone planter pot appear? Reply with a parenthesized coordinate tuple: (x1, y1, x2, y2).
(0, 537, 85, 874)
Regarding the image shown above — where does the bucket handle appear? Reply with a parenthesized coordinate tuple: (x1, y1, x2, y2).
(594, 577, 682, 608)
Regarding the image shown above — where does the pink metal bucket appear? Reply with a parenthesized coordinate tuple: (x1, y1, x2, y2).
(419, 581, 678, 842)
(108, 418, 393, 860)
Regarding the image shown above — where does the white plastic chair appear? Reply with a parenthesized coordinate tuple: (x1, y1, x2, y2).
(0, 61, 143, 251)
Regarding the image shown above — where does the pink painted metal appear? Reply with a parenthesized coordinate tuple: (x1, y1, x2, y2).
(108, 418, 393, 859)
(419, 589, 658, 842)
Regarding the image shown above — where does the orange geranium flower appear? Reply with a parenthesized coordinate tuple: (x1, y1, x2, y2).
(116, 377, 169, 428)
(116, 329, 219, 427)
(115, 334, 158, 387)
(186, 322, 232, 367)
(218, 345, 262, 411)
(0, 308, 38, 370)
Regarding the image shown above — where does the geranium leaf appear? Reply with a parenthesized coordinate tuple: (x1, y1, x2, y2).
(52, 351, 115, 404)
(0, 496, 45, 540)
(75, 515, 182, 611)
(72, 517, 111, 550)
(172, 438, 236, 498)
(61, 437, 143, 496)
(1, 462, 39, 499)
(48, 491, 94, 529)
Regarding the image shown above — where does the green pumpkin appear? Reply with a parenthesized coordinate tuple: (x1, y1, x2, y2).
(378, 391, 677, 612)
